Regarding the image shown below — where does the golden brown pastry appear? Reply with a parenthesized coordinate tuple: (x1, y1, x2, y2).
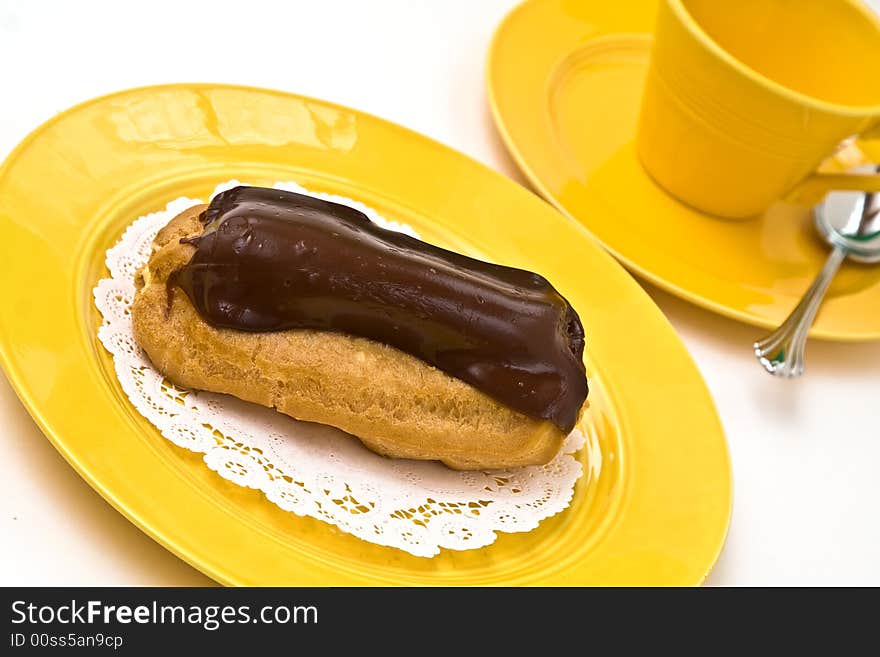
(131, 187, 588, 470)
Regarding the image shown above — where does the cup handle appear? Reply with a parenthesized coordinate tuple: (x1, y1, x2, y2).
(786, 171, 880, 205)
(859, 120, 880, 141)
(785, 122, 880, 205)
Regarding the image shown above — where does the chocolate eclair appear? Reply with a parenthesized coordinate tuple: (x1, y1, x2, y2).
(131, 186, 588, 470)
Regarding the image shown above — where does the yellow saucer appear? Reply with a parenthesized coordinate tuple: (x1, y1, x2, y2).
(488, 0, 880, 341)
(0, 84, 730, 585)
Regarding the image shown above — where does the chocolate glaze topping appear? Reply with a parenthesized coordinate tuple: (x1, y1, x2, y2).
(172, 186, 587, 432)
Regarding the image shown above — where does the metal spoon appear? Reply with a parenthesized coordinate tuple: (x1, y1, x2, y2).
(754, 170, 880, 378)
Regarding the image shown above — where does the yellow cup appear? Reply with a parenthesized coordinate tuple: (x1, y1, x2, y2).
(637, 0, 880, 219)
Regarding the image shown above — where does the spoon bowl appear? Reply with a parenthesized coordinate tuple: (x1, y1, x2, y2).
(816, 188, 880, 263)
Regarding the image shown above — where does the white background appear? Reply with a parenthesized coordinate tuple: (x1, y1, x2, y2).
(1, 0, 879, 586)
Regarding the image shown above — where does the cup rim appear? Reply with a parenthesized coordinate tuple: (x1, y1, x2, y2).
(668, 0, 880, 118)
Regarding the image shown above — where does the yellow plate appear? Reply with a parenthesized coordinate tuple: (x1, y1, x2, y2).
(488, 0, 880, 341)
(0, 84, 730, 585)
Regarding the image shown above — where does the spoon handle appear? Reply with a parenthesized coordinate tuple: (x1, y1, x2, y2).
(754, 245, 847, 378)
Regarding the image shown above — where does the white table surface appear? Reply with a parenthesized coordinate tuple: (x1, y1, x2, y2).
(2, 0, 879, 586)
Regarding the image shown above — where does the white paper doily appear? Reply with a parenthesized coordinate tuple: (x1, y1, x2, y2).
(94, 180, 584, 557)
